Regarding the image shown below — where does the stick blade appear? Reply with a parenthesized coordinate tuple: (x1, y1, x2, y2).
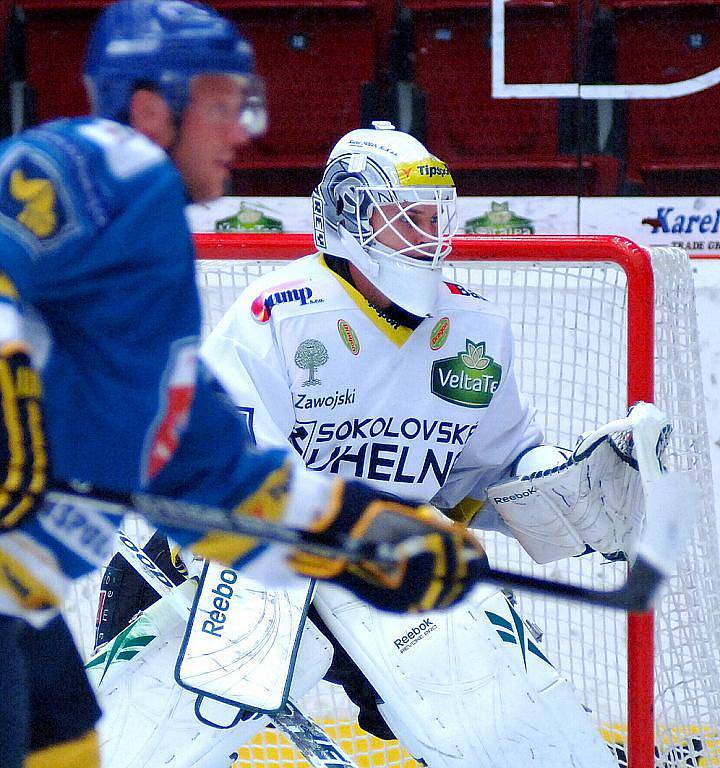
(637, 471, 700, 582)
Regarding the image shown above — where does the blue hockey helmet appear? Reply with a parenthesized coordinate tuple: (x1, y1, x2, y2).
(84, 0, 266, 134)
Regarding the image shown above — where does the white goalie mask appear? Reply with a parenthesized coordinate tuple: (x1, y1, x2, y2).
(312, 122, 458, 317)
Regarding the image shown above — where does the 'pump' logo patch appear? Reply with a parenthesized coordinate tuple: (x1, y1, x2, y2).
(431, 339, 502, 408)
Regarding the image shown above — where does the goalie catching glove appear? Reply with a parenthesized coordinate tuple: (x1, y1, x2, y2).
(486, 402, 671, 564)
(0, 273, 47, 529)
(290, 481, 488, 614)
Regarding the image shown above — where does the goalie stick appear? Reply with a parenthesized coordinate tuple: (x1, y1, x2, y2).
(114, 530, 359, 768)
(49, 460, 695, 612)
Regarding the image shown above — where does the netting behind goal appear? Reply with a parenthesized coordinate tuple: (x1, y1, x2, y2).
(63, 234, 720, 768)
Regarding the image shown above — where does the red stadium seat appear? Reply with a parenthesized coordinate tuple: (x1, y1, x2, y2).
(18, 0, 106, 123)
(1, 0, 13, 136)
(606, 0, 720, 194)
(1, 0, 12, 69)
(404, 0, 618, 195)
(214, 0, 380, 194)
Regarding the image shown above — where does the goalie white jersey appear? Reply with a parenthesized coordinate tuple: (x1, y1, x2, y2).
(202, 252, 543, 525)
(199, 252, 616, 768)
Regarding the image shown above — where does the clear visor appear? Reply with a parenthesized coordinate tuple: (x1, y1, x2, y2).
(238, 74, 268, 138)
(357, 186, 458, 268)
(189, 73, 268, 138)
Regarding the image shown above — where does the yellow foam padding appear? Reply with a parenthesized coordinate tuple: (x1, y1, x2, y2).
(601, 723, 720, 766)
(25, 728, 99, 768)
(191, 465, 291, 564)
(229, 721, 720, 768)
(231, 721, 418, 768)
(444, 497, 484, 526)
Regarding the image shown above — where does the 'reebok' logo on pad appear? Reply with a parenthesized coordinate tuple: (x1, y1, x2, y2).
(431, 340, 502, 408)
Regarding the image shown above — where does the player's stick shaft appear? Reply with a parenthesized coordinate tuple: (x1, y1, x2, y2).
(48, 488, 667, 610)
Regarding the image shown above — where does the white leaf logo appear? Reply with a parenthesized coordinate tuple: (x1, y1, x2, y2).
(461, 341, 491, 370)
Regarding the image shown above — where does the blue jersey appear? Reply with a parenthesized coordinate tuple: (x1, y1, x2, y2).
(0, 117, 288, 560)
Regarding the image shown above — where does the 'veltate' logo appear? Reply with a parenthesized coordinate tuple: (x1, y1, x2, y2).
(431, 340, 502, 408)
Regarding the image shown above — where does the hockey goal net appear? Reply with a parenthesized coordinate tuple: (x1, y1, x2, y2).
(64, 233, 720, 768)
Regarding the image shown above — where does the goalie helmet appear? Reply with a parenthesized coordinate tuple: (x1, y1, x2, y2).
(84, 0, 266, 135)
(312, 122, 458, 317)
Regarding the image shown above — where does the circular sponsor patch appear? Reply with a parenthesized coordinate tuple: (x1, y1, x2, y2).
(430, 317, 450, 350)
(337, 319, 360, 355)
(251, 292, 270, 323)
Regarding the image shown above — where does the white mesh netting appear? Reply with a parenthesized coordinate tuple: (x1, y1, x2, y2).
(62, 240, 720, 768)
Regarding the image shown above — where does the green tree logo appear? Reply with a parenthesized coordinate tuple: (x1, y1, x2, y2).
(295, 339, 329, 386)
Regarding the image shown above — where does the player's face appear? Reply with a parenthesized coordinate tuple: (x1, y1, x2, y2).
(370, 202, 439, 260)
(171, 74, 251, 202)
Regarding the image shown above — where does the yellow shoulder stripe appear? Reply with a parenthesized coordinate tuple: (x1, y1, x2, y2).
(318, 255, 412, 347)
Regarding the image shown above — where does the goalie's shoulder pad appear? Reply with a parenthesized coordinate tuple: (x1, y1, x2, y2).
(439, 280, 511, 321)
(238, 253, 331, 325)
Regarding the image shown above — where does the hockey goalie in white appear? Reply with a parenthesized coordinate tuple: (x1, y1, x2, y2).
(93, 123, 671, 767)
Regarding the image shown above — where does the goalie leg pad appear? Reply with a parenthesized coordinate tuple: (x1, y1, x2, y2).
(176, 564, 317, 712)
(314, 583, 615, 768)
(91, 583, 333, 768)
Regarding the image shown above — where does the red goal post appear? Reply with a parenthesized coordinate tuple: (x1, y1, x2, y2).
(190, 233, 719, 768)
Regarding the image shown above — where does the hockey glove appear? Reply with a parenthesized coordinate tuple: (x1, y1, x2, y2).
(290, 481, 488, 614)
(0, 342, 47, 528)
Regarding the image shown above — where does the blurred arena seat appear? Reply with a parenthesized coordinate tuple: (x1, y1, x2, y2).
(606, 0, 720, 195)
(1, 0, 13, 137)
(15, 0, 102, 124)
(401, 0, 618, 195)
(215, 0, 383, 195)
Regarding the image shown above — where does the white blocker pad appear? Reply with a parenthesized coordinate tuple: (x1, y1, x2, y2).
(313, 580, 616, 768)
(176, 562, 315, 712)
(92, 581, 333, 768)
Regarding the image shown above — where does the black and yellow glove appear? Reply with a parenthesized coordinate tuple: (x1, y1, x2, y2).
(0, 342, 47, 528)
(290, 481, 488, 614)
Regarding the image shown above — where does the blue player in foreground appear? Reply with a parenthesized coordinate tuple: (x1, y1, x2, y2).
(0, 2, 487, 765)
